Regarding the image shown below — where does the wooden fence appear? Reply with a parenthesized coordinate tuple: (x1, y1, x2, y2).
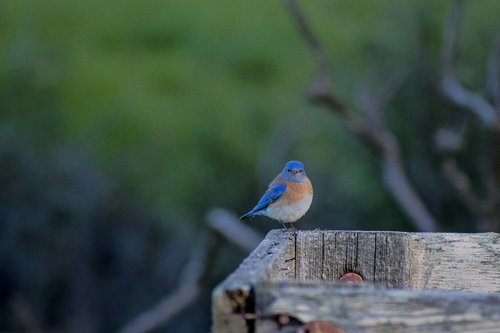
(212, 230, 500, 333)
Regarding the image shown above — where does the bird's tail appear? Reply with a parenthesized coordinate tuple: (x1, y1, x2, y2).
(239, 211, 255, 220)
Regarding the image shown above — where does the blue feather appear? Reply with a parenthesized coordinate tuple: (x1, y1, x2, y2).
(240, 181, 287, 220)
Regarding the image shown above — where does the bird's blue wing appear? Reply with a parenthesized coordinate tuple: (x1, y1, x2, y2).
(240, 181, 287, 220)
(254, 182, 287, 211)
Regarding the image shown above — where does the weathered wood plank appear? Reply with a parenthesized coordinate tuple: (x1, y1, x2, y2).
(317, 231, 412, 287)
(295, 231, 323, 280)
(256, 281, 500, 333)
(269, 233, 296, 281)
(323, 231, 380, 284)
(212, 230, 294, 333)
(409, 232, 500, 292)
(213, 230, 500, 333)
(373, 232, 412, 288)
(322, 231, 351, 281)
(347, 231, 376, 281)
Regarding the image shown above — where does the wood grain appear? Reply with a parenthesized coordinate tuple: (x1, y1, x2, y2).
(212, 230, 500, 333)
(409, 232, 500, 292)
(212, 229, 293, 333)
(256, 281, 500, 333)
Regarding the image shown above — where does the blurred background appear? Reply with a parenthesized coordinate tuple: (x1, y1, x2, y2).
(1, 0, 499, 332)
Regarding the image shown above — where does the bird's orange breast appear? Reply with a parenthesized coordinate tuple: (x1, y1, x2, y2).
(280, 178, 313, 205)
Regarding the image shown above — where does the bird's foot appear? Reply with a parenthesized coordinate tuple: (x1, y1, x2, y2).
(278, 222, 298, 237)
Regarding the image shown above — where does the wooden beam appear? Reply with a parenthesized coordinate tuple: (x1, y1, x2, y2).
(256, 281, 500, 333)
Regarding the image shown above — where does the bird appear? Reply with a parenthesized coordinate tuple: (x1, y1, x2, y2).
(240, 160, 313, 229)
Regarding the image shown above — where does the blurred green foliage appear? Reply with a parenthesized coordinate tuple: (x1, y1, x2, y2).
(0, 0, 499, 332)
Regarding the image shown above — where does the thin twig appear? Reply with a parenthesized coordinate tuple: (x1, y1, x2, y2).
(358, 68, 408, 130)
(440, 0, 499, 128)
(487, 35, 500, 112)
(440, 0, 465, 76)
(284, 0, 438, 231)
(442, 154, 500, 231)
(434, 115, 468, 155)
(117, 208, 263, 333)
(437, 0, 500, 231)
(441, 156, 486, 215)
(441, 75, 499, 126)
(117, 234, 216, 333)
(379, 137, 437, 232)
(285, 0, 345, 113)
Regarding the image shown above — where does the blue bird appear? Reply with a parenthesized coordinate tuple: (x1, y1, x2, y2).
(240, 161, 313, 229)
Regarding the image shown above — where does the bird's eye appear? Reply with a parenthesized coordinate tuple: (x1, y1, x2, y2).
(299, 169, 303, 173)
(287, 169, 292, 173)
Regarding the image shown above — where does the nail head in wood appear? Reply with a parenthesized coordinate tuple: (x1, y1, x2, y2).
(339, 272, 363, 283)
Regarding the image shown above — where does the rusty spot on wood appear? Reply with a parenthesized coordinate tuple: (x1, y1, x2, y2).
(300, 320, 345, 333)
(339, 272, 363, 283)
(278, 314, 290, 326)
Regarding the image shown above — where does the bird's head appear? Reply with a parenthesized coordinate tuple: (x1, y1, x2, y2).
(280, 160, 307, 182)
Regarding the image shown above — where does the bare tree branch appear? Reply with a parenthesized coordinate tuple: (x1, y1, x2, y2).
(440, 0, 499, 129)
(358, 68, 408, 130)
(434, 116, 468, 155)
(207, 208, 263, 252)
(436, 0, 500, 232)
(284, 0, 438, 232)
(440, 0, 465, 76)
(447, 153, 500, 232)
(379, 138, 437, 232)
(487, 35, 500, 111)
(285, 0, 345, 113)
(118, 208, 263, 333)
(433, 118, 499, 231)
(441, 156, 486, 215)
(441, 76, 499, 126)
(118, 234, 216, 333)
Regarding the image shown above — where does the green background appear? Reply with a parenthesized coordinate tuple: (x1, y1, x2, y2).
(1, 1, 498, 332)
